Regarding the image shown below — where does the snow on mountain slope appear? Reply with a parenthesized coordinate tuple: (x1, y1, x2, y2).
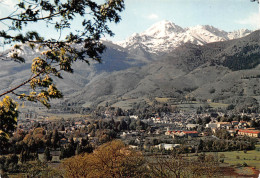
(116, 20, 252, 54)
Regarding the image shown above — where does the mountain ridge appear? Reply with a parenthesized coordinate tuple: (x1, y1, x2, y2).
(115, 20, 252, 55)
(70, 30, 260, 110)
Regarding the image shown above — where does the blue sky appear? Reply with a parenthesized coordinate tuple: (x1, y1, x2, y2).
(0, 0, 259, 42)
(107, 0, 260, 41)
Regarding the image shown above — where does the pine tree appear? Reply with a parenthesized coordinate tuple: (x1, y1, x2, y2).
(19, 149, 27, 163)
(43, 147, 52, 162)
(52, 129, 59, 149)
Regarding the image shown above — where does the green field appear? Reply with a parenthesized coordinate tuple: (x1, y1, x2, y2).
(189, 145, 260, 169)
(155, 97, 170, 103)
(184, 146, 260, 177)
(215, 147, 260, 169)
(209, 102, 229, 108)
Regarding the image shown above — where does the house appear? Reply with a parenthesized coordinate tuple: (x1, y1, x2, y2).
(60, 138, 68, 145)
(130, 115, 139, 120)
(154, 117, 162, 123)
(237, 129, 260, 138)
(154, 143, 180, 150)
(183, 131, 198, 137)
(50, 150, 61, 162)
(217, 122, 231, 129)
(186, 124, 199, 130)
(227, 129, 237, 137)
(129, 145, 138, 149)
(238, 121, 248, 128)
(231, 121, 239, 126)
(58, 131, 66, 134)
(174, 131, 185, 137)
(165, 130, 172, 136)
(206, 123, 218, 129)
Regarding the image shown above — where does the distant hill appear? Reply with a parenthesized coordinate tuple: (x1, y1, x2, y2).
(0, 41, 148, 96)
(68, 30, 260, 110)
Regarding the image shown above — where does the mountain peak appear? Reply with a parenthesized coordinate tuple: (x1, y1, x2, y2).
(142, 20, 184, 37)
(115, 21, 252, 54)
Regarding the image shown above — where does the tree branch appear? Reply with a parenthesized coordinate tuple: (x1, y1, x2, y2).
(0, 70, 44, 98)
(0, 12, 61, 22)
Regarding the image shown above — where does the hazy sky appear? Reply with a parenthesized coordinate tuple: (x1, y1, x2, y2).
(0, 0, 259, 42)
(108, 0, 259, 41)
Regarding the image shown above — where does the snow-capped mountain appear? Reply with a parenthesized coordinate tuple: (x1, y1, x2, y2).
(116, 20, 252, 54)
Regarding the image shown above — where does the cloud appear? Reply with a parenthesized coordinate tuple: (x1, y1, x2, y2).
(236, 12, 260, 29)
(146, 13, 159, 20)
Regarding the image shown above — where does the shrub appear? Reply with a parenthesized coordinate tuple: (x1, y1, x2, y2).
(220, 154, 225, 158)
(209, 88, 216, 94)
(242, 162, 248, 167)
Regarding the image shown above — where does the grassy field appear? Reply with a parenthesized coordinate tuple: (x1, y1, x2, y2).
(209, 102, 229, 108)
(184, 147, 260, 177)
(187, 145, 260, 169)
(111, 97, 148, 110)
(215, 147, 260, 169)
(45, 113, 89, 121)
(155, 97, 170, 103)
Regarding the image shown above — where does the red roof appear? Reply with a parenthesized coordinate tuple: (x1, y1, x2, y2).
(183, 131, 198, 134)
(238, 130, 260, 134)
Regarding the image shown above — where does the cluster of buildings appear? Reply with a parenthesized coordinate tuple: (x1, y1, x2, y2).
(206, 121, 249, 130)
(206, 120, 260, 138)
(165, 130, 199, 138)
(237, 129, 260, 138)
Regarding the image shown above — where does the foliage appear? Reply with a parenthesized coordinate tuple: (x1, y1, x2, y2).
(61, 140, 222, 178)
(215, 129, 230, 139)
(148, 153, 220, 178)
(0, 154, 19, 174)
(43, 147, 52, 162)
(0, 96, 18, 153)
(0, 0, 124, 148)
(0, 0, 124, 107)
(197, 137, 256, 152)
(62, 140, 146, 178)
(209, 88, 216, 94)
(20, 161, 59, 178)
